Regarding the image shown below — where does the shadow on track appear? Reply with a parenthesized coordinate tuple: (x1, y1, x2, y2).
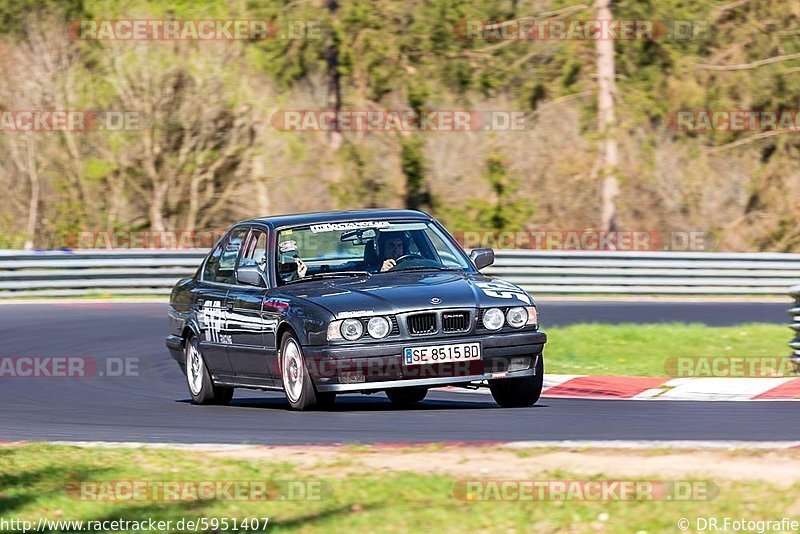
(174, 392, 549, 412)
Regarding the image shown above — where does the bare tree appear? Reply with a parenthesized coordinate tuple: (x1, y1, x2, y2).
(0, 17, 84, 248)
(595, 0, 619, 232)
(105, 43, 256, 232)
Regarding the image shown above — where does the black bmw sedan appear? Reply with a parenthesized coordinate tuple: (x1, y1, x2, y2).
(166, 209, 546, 410)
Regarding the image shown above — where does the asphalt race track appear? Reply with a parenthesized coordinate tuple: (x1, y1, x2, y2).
(0, 301, 795, 445)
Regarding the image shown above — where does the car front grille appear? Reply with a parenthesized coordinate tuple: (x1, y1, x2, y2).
(441, 311, 470, 333)
(406, 312, 437, 335)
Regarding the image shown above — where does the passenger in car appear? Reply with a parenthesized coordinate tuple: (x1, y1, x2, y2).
(277, 240, 308, 282)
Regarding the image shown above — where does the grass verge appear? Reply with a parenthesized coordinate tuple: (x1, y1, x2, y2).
(543, 323, 790, 376)
(0, 444, 797, 533)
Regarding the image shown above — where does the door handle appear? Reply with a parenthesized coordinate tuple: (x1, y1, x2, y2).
(226, 302, 234, 312)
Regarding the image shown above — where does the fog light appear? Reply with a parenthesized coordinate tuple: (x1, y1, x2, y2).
(509, 357, 531, 372)
(482, 308, 504, 330)
(367, 316, 390, 339)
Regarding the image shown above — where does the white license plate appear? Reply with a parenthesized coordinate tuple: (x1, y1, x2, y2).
(403, 342, 481, 366)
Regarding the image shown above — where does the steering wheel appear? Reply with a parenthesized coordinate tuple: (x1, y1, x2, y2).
(393, 253, 425, 264)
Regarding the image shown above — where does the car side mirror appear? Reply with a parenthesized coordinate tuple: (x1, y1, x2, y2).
(236, 264, 267, 287)
(470, 248, 494, 270)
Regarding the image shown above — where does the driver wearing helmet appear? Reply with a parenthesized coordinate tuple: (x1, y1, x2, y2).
(378, 232, 410, 272)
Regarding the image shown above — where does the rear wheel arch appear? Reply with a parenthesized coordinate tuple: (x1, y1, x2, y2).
(183, 332, 233, 405)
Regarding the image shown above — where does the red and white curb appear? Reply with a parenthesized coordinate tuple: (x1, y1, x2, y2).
(445, 375, 800, 401)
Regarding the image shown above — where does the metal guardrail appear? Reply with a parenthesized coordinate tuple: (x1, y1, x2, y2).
(0, 249, 799, 298)
(0, 250, 202, 298)
(488, 250, 800, 295)
(790, 285, 800, 371)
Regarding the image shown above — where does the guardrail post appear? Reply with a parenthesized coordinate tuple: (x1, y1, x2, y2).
(790, 285, 800, 374)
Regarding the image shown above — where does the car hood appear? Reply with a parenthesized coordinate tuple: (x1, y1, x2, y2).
(278, 271, 534, 317)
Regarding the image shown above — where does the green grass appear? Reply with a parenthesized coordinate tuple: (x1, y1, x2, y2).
(0, 444, 796, 533)
(543, 323, 791, 376)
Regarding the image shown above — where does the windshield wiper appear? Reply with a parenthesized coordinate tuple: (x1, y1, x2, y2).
(284, 270, 372, 284)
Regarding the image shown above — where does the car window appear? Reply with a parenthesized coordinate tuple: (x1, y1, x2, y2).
(203, 228, 247, 284)
(275, 220, 472, 284)
(239, 228, 269, 271)
(425, 226, 466, 269)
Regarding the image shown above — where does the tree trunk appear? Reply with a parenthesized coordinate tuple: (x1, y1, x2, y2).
(595, 0, 619, 233)
(253, 155, 270, 216)
(24, 137, 40, 251)
(150, 182, 168, 234)
(186, 175, 201, 233)
(326, 0, 343, 150)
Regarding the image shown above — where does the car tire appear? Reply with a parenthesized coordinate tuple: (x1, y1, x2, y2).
(185, 334, 234, 405)
(386, 387, 428, 407)
(489, 354, 544, 408)
(280, 332, 327, 411)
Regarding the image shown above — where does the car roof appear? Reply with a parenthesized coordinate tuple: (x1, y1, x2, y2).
(246, 209, 433, 229)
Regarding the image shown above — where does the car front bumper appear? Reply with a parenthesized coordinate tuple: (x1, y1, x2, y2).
(304, 330, 546, 393)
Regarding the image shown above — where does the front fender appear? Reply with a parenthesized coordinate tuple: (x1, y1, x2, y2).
(276, 297, 334, 346)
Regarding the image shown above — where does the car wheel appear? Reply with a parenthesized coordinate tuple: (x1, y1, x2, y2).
(280, 332, 327, 411)
(386, 387, 428, 407)
(489, 354, 544, 408)
(185, 334, 234, 405)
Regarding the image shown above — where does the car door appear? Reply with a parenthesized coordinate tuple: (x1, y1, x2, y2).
(195, 227, 248, 376)
(227, 226, 280, 381)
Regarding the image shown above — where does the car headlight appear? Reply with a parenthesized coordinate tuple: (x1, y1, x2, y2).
(340, 318, 364, 340)
(482, 308, 504, 330)
(367, 316, 390, 339)
(506, 307, 528, 328)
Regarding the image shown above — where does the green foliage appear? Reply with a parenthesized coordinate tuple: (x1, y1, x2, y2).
(400, 136, 431, 211)
(441, 152, 533, 232)
(331, 141, 384, 209)
(82, 157, 116, 182)
(3, 1, 800, 249)
(0, 0, 84, 33)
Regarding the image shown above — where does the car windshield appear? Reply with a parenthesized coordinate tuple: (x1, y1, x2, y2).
(275, 220, 472, 285)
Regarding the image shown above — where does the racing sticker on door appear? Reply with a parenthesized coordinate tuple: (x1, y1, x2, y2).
(200, 300, 231, 344)
(474, 280, 532, 304)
